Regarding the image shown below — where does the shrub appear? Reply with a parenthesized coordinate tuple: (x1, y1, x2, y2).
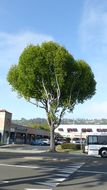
(61, 143, 81, 150)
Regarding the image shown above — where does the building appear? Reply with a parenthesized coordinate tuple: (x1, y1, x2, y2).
(0, 110, 49, 144)
(55, 124, 107, 141)
(1, 109, 107, 144)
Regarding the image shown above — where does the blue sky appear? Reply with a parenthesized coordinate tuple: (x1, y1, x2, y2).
(0, 0, 107, 120)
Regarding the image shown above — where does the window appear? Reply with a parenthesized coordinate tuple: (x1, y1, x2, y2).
(88, 136, 98, 144)
(97, 128, 101, 132)
(82, 128, 93, 132)
(67, 128, 78, 133)
(87, 128, 93, 132)
(98, 136, 107, 144)
(97, 128, 107, 132)
(73, 128, 78, 132)
(67, 128, 72, 132)
(102, 129, 107, 132)
(81, 128, 87, 133)
(58, 128, 64, 132)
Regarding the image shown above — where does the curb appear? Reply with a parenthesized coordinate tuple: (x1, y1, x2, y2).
(0, 148, 47, 153)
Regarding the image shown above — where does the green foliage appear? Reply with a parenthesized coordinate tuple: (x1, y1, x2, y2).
(61, 143, 81, 150)
(7, 41, 96, 151)
(31, 123, 50, 131)
(13, 118, 49, 131)
(13, 118, 47, 125)
(7, 41, 96, 109)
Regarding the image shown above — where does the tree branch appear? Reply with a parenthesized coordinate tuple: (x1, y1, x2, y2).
(55, 74, 60, 105)
(28, 100, 46, 109)
(57, 107, 66, 127)
(42, 78, 49, 99)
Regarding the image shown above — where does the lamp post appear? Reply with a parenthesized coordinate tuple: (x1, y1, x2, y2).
(80, 129, 83, 151)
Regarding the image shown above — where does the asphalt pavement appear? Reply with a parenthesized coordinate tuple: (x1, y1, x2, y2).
(0, 144, 107, 190)
(0, 144, 49, 153)
(0, 148, 106, 190)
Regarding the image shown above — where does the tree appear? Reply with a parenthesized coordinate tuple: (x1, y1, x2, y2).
(7, 41, 96, 151)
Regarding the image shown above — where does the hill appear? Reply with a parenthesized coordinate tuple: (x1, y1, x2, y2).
(12, 118, 107, 128)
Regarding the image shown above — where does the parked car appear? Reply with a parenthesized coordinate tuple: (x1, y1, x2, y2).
(72, 140, 81, 144)
(31, 138, 50, 146)
(71, 138, 85, 145)
(31, 139, 43, 145)
(55, 139, 66, 145)
(42, 138, 50, 145)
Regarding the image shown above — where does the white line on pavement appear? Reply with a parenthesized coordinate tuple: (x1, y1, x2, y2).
(0, 181, 9, 184)
(53, 178, 66, 182)
(0, 176, 37, 184)
(60, 169, 77, 173)
(54, 173, 70, 177)
(0, 163, 39, 169)
(25, 189, 52, 190)
(78, 170, 107, 174)
(37, 182, 60, 187)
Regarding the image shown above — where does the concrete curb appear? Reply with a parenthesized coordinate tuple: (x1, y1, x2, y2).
(0, 148, 47, 153)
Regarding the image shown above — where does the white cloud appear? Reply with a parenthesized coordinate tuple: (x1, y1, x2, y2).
(69, 100, 107, 119)
(0, 31, 54, 71)
(86, 101, 107, 118)
(0, 31, 54, 119)
(79, 0, 107, 56)
(78, 0, 107, 118)
(0, 77, 6, 86)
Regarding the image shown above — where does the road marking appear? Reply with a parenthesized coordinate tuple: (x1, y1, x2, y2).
(66, 166, 82, 169)
(60, 169, 77, 173)
(24, 157, 44, 160)
(0, 181, 9, 184)
(50, 177, 66, 182)
(0, 162, 85, 189)
(0, 176, 40, 185)
(37, 182, 60, 187)
(54, 178, 66, 182)
(70, 162, 85, 165)
(25, 189, 52, 190)
(23, 157, 70, 161)
(78, 170, 107, 174)
(37, 162, 85, 187)
(58, 162, 85, 172)
(0, 163, 39, 169)
(54, 173, 70, 177)
(69, 163, 85, 167)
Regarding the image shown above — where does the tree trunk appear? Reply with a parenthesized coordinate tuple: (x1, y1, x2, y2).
(50, 125, 55, 152)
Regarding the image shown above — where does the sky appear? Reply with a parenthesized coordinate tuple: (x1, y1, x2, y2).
(0, 0, 107, 120)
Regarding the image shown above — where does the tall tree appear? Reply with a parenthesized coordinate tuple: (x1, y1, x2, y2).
(7, 41, 96, 151)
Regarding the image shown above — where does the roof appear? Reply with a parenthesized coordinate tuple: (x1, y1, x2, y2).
(0, 109, 12, 114)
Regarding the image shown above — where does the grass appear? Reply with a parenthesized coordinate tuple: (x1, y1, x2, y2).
(55, 145, 83, 153)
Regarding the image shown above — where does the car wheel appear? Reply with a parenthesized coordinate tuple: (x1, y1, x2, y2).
(100, 148, 107, 158)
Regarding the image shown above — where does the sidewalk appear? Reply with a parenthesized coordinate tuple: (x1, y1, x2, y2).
(0, 144, 49, 153)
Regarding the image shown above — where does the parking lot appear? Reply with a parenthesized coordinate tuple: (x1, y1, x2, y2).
(0, 145, 107, 190)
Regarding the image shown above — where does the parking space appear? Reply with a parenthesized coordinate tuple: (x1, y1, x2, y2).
(0, 161, 85, 190)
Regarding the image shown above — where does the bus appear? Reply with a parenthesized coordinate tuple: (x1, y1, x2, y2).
(84, 134, 107, 158)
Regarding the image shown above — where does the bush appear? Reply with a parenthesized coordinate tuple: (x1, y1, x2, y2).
(61, 143, 81, 150)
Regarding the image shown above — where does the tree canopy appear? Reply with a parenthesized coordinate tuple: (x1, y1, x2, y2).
(7, 41, 96, 151)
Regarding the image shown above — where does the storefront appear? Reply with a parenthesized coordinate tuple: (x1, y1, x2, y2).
(0, 110, 49, 144)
